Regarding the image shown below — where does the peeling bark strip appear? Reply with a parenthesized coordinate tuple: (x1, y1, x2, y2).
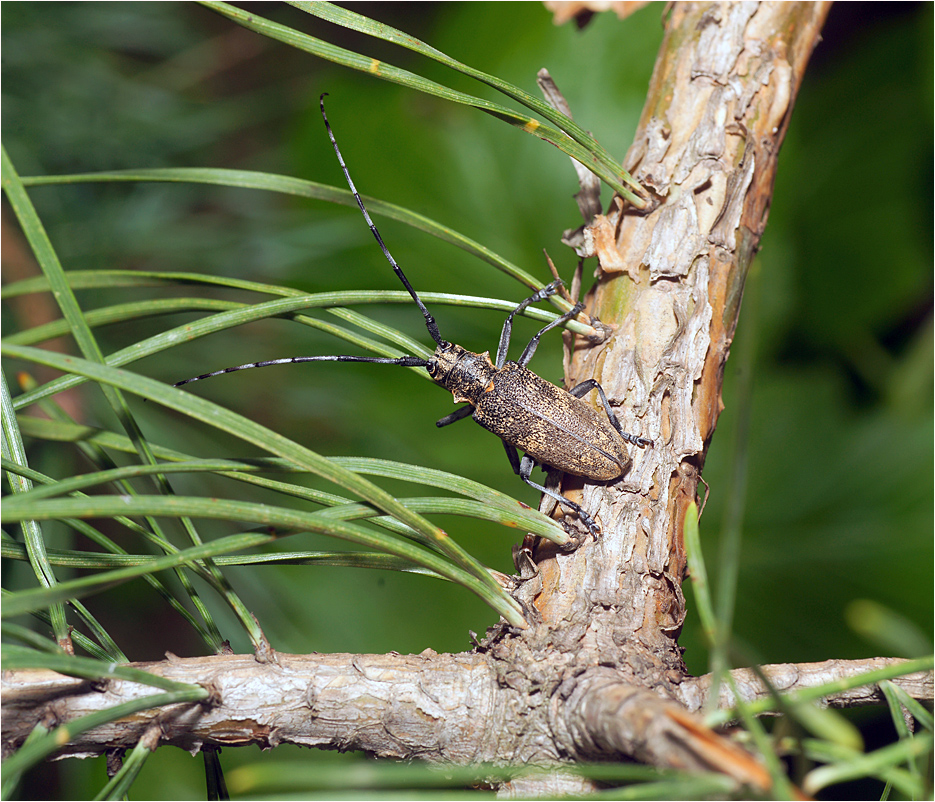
(13, 3, 931, 795)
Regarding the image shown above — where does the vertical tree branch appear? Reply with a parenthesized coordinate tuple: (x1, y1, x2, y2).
(532, 0, 832, 644)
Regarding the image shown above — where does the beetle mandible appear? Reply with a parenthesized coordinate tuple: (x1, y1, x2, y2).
(175, 94, 653, 537)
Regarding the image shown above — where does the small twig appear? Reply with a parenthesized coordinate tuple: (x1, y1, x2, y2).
(543, 250, 575, 304)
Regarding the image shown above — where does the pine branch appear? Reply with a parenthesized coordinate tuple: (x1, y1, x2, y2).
(677, 657, 934, 714)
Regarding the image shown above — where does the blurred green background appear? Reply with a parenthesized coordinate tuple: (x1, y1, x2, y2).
(3, 2, 931, 798)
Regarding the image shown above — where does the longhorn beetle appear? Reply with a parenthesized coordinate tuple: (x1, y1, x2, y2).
(175, 94, 653, 537)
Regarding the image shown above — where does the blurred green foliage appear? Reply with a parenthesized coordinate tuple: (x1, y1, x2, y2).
(2, 2, 931, 799)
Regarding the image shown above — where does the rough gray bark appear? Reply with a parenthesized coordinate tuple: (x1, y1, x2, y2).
(3, 653, 928, 762)
(5, 2, 930, 796)
(677, 658, 935, 714)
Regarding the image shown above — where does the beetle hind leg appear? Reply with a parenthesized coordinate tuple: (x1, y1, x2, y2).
(569, 379, 653, 448)
(503, 443, 601, 539)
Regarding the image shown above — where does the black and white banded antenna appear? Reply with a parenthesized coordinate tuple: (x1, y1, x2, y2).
(174, 93, 443, 389)
(320, 93, 445, 349)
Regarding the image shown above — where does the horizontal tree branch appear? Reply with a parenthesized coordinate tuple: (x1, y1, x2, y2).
(1, 651, 493, 761)
(675, 657, 934, 714)
(4, 651, 929, 766)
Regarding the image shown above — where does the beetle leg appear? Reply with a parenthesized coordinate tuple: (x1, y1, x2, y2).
(436, 404, 474, 428)
(538, 467, 562, 519)
(503, 442, 601, 539)
(502, 440, 523, 474)
(569, 379, 654, 448)
(516, 301, 585, 369)
(495, 280, 565, 369)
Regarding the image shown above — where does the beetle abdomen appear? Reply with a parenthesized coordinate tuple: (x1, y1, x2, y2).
(470, 362, 629, 481)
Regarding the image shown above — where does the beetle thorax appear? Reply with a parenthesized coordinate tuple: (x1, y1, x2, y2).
(426, 342, 497, 405)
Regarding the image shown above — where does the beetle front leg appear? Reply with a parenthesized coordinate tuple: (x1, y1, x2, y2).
(503, 442, 601, 539)
(516, 302, 585, 369)
(569, 379, 654, 448)
(494, 280, 565, 369)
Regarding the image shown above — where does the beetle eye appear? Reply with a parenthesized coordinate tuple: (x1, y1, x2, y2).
(426, 359, 439, 376)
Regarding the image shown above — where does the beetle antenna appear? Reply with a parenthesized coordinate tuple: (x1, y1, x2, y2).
(174, 354, 429, 388)
(320, 93, 446, 347)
